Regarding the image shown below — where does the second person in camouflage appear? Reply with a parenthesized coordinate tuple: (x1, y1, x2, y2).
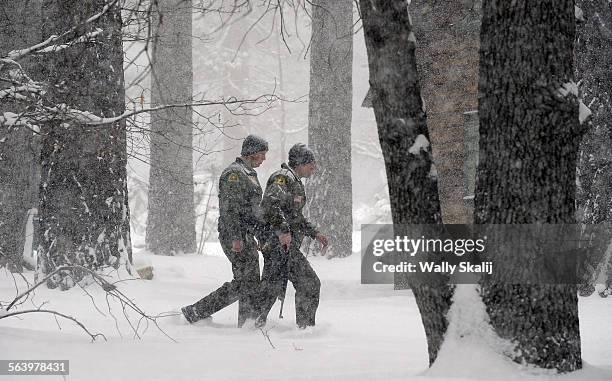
(255, 143, 329, 329)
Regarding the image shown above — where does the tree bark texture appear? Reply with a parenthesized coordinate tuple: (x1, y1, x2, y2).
(575, 1, 612, 287)
(0, 0, 42, 271)
(146, 0, 196, 255)
(476, 0, 583, 371)
(39, 0, 132, 288)
(306, 0, 353, 258)
(409, 0, 482, 224)
(359, 0, 452, 365)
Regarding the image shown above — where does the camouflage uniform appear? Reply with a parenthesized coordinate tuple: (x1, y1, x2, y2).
(184, 157, 264, 327)
(257, 163, 321, 328)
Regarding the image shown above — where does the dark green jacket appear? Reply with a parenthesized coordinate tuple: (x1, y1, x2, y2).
(261, 163, 318, 246)
(217, 157, 264, 241)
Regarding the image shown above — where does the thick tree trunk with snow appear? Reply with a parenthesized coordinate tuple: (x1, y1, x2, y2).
(39, 0, 132, 288)
(409, 0, 482, 224)
(146, 0, 196, 255)
(360, 0, 452, 364)
(305, 0, 353, 258)
(0, 0, 42, 271)
(575, 0, 612, 288)
(476, 0, 583, 371)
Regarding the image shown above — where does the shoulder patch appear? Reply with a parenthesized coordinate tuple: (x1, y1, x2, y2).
(275, 176, 287, 185)
(228, 173, 239, 182)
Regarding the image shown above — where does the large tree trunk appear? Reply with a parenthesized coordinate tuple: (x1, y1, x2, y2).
(476, 0, 582, 371)
(306, 0, 353, 258)
(0, 0, 42, 272)
(39, 0, 132, 288)
(575, 0, 612, 290)
(146, 0, 196, 255)
(409, 0, 482, 224)
(359, 0, 453, 364)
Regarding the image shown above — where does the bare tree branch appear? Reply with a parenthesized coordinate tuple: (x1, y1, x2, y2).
(0, 309, 106, 342)
(3, 0, 121, 62)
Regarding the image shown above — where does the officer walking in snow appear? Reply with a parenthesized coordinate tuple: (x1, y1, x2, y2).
(255, 143, 329, 329)
(181, 135, 268, 327)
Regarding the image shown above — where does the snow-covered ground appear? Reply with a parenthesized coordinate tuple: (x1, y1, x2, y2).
(1, 242, 611, 381)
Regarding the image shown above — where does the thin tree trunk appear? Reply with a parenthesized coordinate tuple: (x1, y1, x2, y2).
(0, 0, 43, 272)
(306, 0, 353, 258)
(146, 0, 196, 255)
(39, 0, 132, 288)
(359, 0, 452, 364)
(220, 12, 250, 163)
(476, 0, 583, 371)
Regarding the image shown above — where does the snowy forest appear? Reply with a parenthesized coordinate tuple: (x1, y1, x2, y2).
(0, 0, 611, 380)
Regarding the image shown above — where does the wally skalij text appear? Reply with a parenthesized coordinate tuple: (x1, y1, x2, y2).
(373, 260, 493, 276)
(360, 224, 606, 285)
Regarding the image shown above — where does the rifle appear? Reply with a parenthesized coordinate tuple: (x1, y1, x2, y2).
(278, 237, 329, 318)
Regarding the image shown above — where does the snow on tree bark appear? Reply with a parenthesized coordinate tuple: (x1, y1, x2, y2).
(359, 0, 452, 364)
(306, 0, 353, 258)
(146, 0, 196, 255)
(0, 0, 42, 271)
(39, 0, 132, 288)
(575, 0, 612, 289)
(476, 0, 583, 371)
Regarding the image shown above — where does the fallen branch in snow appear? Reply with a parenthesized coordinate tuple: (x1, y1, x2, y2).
(2, 265, 177, 343)
(0, 309, 106, 342)
(259, 327, 276, 349)
(67, 267, 178, 343)
(0, 267, 34, 311)
(7, 267, 76, 312)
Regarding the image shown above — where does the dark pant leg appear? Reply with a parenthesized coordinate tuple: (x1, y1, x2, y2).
(288, 252, 321, 328)
(236, 244, 261, 326)
(256, 247, 286, 324)
(189, 238, 260, 326)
